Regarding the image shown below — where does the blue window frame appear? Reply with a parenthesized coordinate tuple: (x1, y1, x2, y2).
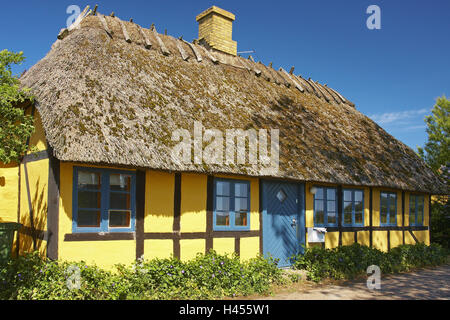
(380, 191, 397, 226)
(342, 189, 364, 227)
(313, 187, 337, 227)
(213, 178, 250, 231)
(72, 167, 136, 233)
(409, 195, 424, 226)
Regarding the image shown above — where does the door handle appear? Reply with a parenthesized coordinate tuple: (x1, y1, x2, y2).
(291, 218, 297, 227)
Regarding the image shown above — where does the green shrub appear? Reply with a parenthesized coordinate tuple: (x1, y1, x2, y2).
(292, 243, 448, 282)
(0, 250, 283, 300)
(430, 201, 450, 249)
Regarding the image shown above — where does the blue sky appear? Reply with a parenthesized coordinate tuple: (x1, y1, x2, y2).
(1, 0, 449, 151)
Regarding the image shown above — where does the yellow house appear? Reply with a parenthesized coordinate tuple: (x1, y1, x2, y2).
(0, 6, 447, 269)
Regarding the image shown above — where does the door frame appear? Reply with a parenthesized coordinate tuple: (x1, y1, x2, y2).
(260, 179, 306, 266)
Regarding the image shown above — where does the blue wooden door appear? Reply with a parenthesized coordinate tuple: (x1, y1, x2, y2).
(262, 181, 304, 267)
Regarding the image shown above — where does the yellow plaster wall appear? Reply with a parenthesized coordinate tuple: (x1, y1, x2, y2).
(0, 163, 19, 222)
(27, 111, 47, 153)
(342, 232, 354, 246)
(213, 237, 235, 256)
(396, 190, 403, 226)
(144, 239, 174, 260)
(18, 160, 49, 229)
(373, 231, 388, 252)
(357, 230, 370, 246)
(404, 192, 410, 226)
(145, 170, 174, 233)
(390, 230, 403, 248)
(305, 182, 314, 228)
(18, 160, 49, 255)
(372, 189, 380, 227)
(62, 240, 135, 270)
(414, 230, 430, 245)
(363, 187, 370, 226)
(180, 239, 205, 261)
(249, 178, 260, 231)
(325, 232, 339, 249)
(239, 237, 259, 261)
(424, 195, 430, 227)
(180, 173, 207, 233)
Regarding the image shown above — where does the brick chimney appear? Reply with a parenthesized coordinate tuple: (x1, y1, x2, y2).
(196, 6, 237, 56)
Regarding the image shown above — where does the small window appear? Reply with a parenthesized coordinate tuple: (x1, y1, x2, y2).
(314, 187, 337, 227)
(73, 167, 136, 233)
(380, 192, 397, 226)
(213, 179, 250, 230)
(409, 195, 424, 226)
(342, 189, 364, 227)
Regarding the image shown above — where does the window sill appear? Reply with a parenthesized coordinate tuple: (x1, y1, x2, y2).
(64, 232, 135, 242)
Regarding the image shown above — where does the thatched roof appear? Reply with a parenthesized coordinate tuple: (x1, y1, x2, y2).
(20, 12, 447, 194)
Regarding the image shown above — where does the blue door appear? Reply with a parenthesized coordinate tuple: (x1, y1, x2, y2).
(262, 180, 305, 267)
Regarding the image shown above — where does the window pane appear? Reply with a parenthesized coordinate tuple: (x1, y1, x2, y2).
(78, 191, 101, 209)
(355, 201, 363, 225)
(315, 200, 324, 212)
(216, 181, 230, 196)
(315, 210, 324, 225)
(380, 211, 387, 224)
(344, 202, 352, 224)
(110, 192, 130, 210)
(216, 212, 229, 226)
(77, 210, 100, 227)
(417, 197, 424, 225)
(327, 211, 336, 225)
(355, 191, 363, 202)
(381, 193, 388, 224)
(235, 197, 248, 212)
(409, 196, 416, 224)
(78, 171, 100, 189)
(216, 196, 230, 211)
(327, 200, 336, 213)
(389, 196, 396, 221)
(109, 211, 131, 228)
(315, 199, 324, 224)
(355, 211, 363, 225)
(389, 212, 396, 225)
(344, 190, 352, 202)
(315, 187, 324, 199)
(327, 188, 336, 200)
(235, 212, 248, 226)
(354, 201, 363, 213)
(235, 183, 248, 197)
(110, 174, 131, 192)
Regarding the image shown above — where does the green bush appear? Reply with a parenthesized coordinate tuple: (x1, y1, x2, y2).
(430, 200, 450, 249)
(292, 243, 448, 282)
(0, 250, 283, 300)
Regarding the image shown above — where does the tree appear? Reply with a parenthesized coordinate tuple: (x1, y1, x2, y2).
(418, 96, 450, 174)
(418, 96, 450, 248)
(0, 49, 35, 164)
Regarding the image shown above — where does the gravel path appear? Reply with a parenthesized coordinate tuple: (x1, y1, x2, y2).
(260, 264, 450, 300)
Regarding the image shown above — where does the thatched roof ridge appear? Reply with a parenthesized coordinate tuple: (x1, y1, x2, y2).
(20, 12, 447, 194)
